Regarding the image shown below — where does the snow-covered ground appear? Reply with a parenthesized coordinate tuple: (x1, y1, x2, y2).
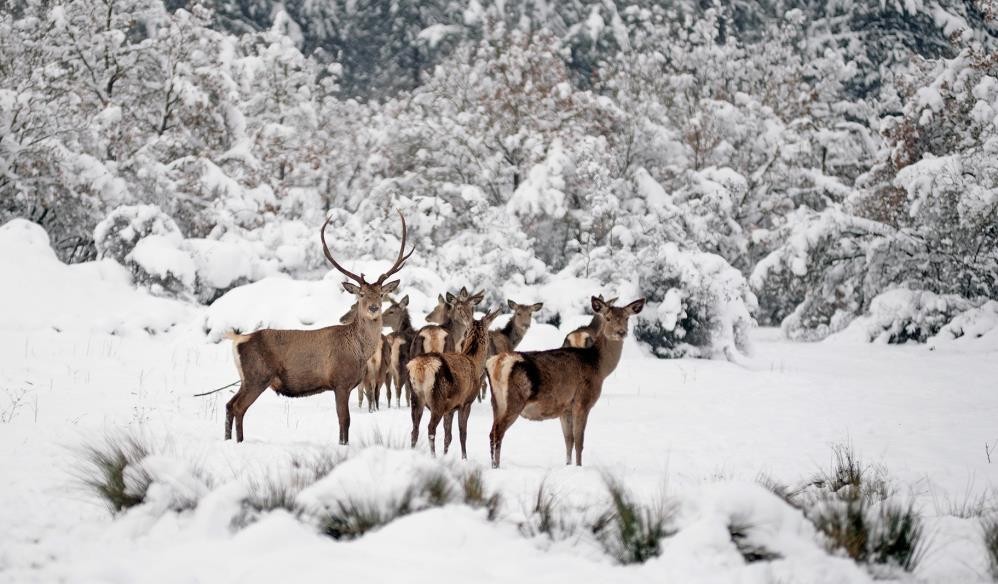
(1, 225, 997, 583)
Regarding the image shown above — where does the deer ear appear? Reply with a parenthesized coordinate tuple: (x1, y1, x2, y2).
(507, 299, 516, 310)
(381, 280, 400, 294)
(399, 295, 409, 307)
(607, 296, 619, 305)
(470, 292, 485, 306)
(625, 298, 646, 315)
(591, 296, 608, 313)
(437, 294, 446, 303)
(445, 292, 456, 304)
(530, 302, 543, 312)
(343, 282, 361, 295)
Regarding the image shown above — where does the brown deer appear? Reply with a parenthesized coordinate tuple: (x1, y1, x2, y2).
(407, 308, 502, 458)
(223, 211, 413, 444)
(425, 294, 449, 324)
(381, 295, 418, 408)
(562, 295, 618, 348)
(477, 300, 543, 401)
(410, 288, 484, 357)
(487, 296, 645, 468)
(337, 304, 390, 412)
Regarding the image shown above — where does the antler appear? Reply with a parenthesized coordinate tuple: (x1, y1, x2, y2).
(321, 216, 366, 285)
(374, 209, 415, 285)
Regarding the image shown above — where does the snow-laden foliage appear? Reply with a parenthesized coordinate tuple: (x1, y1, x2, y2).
(3, 0, 996, 352)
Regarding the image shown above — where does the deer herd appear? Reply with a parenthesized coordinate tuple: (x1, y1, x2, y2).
(223, 212, 645, 468)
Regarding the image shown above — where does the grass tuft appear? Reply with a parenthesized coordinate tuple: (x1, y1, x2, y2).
(802, 444, 926, 573)
(317, 468, 456, 540)
(981, 516, 998, 580)
(460, 468, 501, 521)
(518, 481, 573, 539)
(243, 450, 344, 520)
(728, 518, 783, 563)
(78, 431, 154, 514)
(592, 476, 677, 565)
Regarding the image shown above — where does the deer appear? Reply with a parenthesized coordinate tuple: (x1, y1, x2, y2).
(407, 308, 502, 458)
(486, 296, 645, 468)
(223, 210, 413, 444)
(381, 295, 418, 408)
(562, 294, 618, 348)
(410, 287, 484, 357)
(425, 294, 449, 324)
(477, 300, 543, 401)
(338, 304, 390, 412)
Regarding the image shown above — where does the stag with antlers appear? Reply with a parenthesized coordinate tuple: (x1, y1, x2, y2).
(223, 211, 413, 444)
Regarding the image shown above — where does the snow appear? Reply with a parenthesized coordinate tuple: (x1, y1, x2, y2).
(1, 224, 996, 583)
(0, 219, 194, 335)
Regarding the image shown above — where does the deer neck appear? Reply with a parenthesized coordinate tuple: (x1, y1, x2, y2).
(446, 318, 469, 347)
(461, 326, 490, 374)
(346, 314, 383, 357)
(587, 313, 604, 332)
(501, 318, 529, 349)
(394, 311, 416, 339)
(593, 331, 625, 379)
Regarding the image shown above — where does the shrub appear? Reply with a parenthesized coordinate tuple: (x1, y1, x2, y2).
(728, 518, 783, 563)
(634, 243, 756, 359)
(317, 467, 455, 540)
(592, 476, 677, 565)
(982, 516, 998, 580)
(800, 445, 926, 573)
(518, 481, 574, 540)
(77, 432, 154, 514)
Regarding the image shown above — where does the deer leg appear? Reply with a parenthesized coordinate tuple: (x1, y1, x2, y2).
(383, 376, 391, 409)
(232, 382, 268, 443)
(442, 411, 454, 455)
(410, 395, 423, 448)
(458, 402, 472, 460)
(366, 381, 375, 413)
(427, 411, 443, 457)
(571, 404, 590, 466)
(335, 388, 352, 446)
(357, 383, 364, 408)
(560, 411, 574, 465)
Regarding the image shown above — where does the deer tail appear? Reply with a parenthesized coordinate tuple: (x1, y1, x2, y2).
(407, 356, 442, 407)
(487, 353, 522, 420)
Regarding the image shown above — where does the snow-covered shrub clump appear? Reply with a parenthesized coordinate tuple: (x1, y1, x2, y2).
(633, 243, 756, 359)
(929, 301, 998, 349)
(838, 289, 977, 344)
(94, 205, 184, 266)
(95, 205, 268, 302)
(95, 205, 195, 298)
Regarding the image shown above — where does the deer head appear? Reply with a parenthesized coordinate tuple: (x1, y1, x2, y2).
(592, 296, 645, 341)
(321, 210, 413, 322)
(382, 295, 410, 330)
(426, 294, 449, 324)
(507, 300, 543, 330)
(445, 287, 484, 327)
(460, 307, 502, 355)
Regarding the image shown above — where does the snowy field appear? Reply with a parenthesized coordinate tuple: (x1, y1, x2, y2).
(1, 221, 997, 583)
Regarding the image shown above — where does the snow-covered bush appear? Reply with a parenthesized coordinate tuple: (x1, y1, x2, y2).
(94, 205, 195, 298)
(94, 205, 184, 266)
(839, 289, 978, 344)
(633, 243, 756, 359)
(929, 301, 998, 347)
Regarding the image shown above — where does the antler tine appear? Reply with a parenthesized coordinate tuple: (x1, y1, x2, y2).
(321, 216, 366, 285)
(375, 209, 414, 285)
